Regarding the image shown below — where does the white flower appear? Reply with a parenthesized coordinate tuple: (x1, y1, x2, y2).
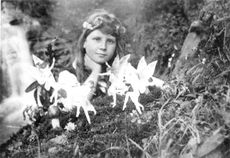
(64, 122, 76, 131)
(202, 58, 206, 64)
(82, 21, 94, 30)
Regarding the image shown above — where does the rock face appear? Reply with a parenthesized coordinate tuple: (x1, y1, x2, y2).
(172, 12, 213, 79)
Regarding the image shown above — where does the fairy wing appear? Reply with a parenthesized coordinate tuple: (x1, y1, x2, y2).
(111, 55, 120, 71)
(145, 60, 164, 87)
(32, 54, 43, 65)
(110, 54, 130, 77)
(28, 55, 47, 83)
(53, 70, 80, 107)
(125, 63, 147, 93)
(145, 60, 158, 79)
(138, 58, 157, 81)
(26, 65, 45, 84)
(32, 54, 48, 68)
(149, 76, 164, 88)
(137, 56, 148, 75)
(26, 55, 56, 90)
(44, 71, 56, 90)
(136, 57, 165, 92)
(58, 70, 80, 87)
(109, 54, 130, 83)
(137, 58, 164, 88)
(123, 63, 139, 83)
(115, 54, 131, 78)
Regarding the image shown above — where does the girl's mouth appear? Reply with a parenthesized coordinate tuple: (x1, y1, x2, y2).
(96, 53, 107, 57)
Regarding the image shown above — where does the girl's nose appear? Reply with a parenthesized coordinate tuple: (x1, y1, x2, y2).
(99, 40, 107, 50)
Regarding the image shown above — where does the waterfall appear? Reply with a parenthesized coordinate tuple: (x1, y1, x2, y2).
(0, 9, 38, 143)
(1, 25, 33, 96)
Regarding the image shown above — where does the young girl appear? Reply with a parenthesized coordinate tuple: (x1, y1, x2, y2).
(73, 9, 126, 98)
(35, 9, 126, 106)
(46, 9, 127, 127)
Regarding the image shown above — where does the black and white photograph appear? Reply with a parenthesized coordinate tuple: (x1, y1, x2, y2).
(0, 0, 230, 157)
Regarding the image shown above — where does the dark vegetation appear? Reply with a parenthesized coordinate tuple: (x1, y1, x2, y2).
(1, 0, 230, 157)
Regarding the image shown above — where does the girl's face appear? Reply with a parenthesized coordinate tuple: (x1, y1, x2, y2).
(83, 29, 116, 64)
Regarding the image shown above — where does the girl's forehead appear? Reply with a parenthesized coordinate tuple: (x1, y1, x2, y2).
(87, 29, 116, 39)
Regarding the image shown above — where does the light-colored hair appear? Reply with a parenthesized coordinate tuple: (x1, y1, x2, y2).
(74, 9, 126, 83)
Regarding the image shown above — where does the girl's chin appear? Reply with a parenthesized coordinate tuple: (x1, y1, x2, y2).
(94, 58, 110, 64)
(95, 60, 107, 64)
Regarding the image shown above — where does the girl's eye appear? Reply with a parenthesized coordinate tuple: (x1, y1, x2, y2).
(107, 39, 115, 44)
(93, 37, 101, 41)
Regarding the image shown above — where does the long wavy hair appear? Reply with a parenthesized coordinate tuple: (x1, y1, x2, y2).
(74, 9, 126, 83)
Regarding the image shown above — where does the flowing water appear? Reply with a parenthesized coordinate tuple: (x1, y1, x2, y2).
(0, 10, 37, 144)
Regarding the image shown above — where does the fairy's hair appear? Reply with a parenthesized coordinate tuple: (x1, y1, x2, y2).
(74, 9, 126, 83)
